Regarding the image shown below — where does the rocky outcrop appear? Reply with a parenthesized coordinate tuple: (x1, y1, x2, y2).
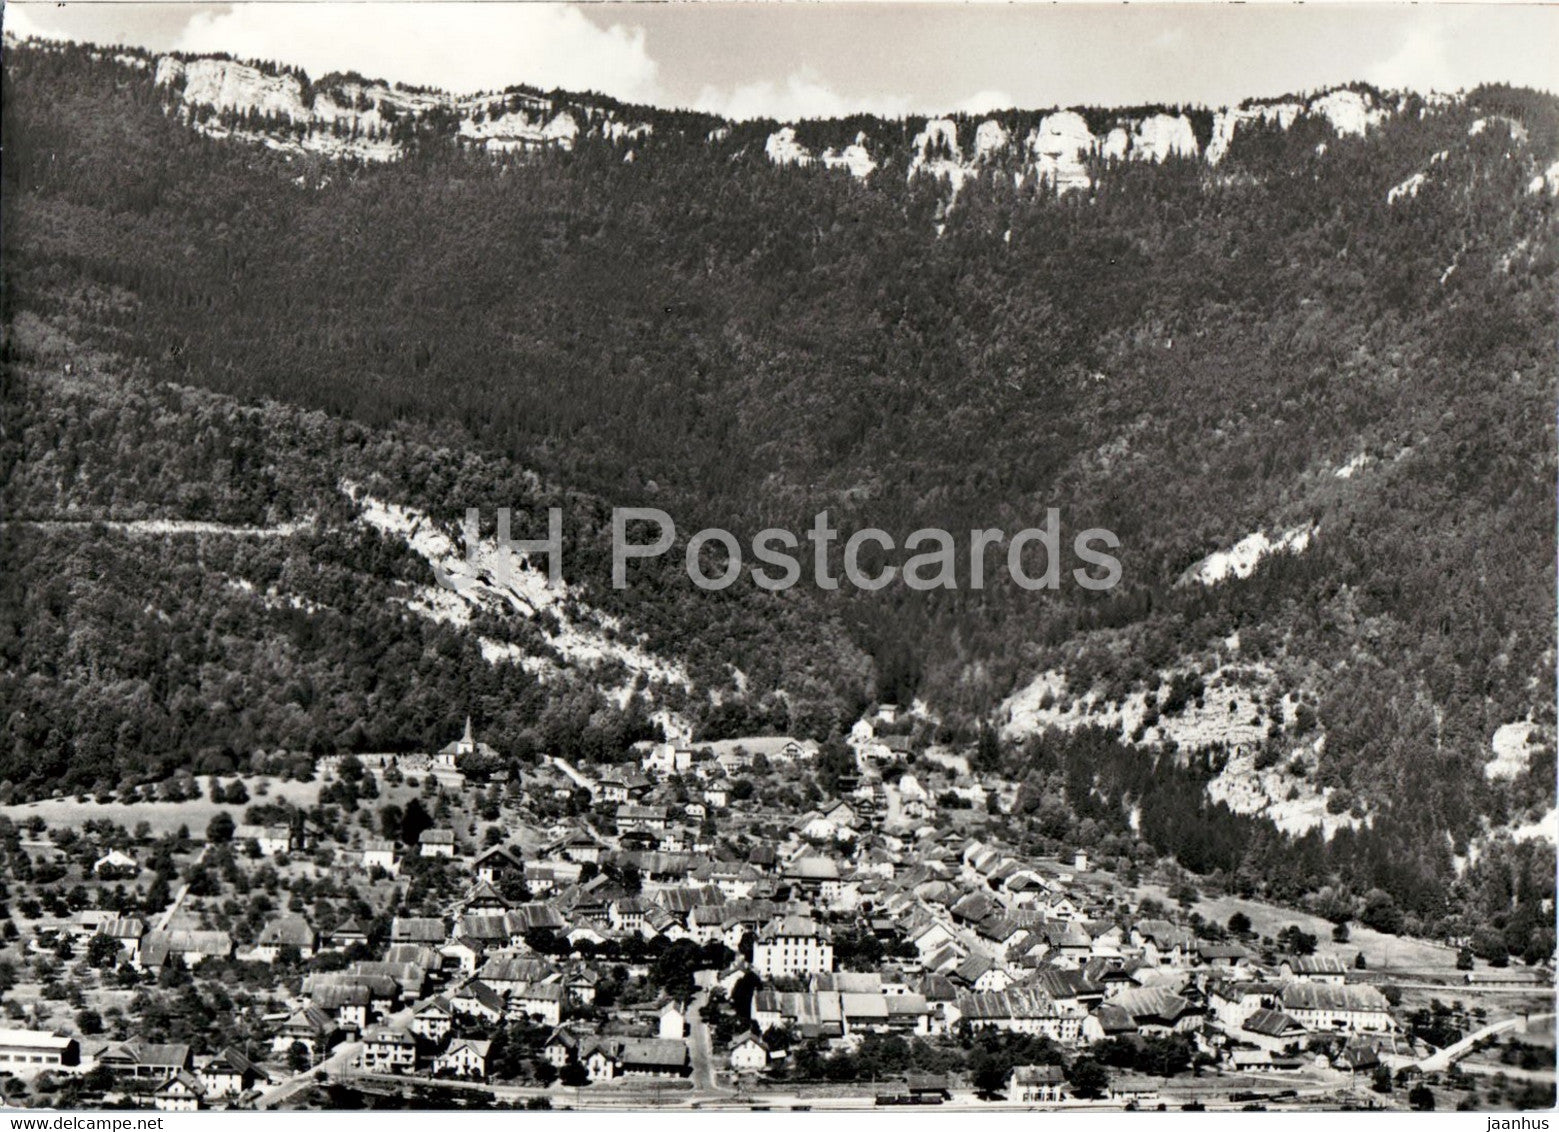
(1207, 102, 1302, 165)
(1130, 113, 1198, 162)
(1025, 111, 1095, 194)
(764, 126, 812, 168)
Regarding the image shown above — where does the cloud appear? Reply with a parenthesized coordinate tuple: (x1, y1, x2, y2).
(694, 71, 913, 122)
(1364, 22, 1461, 93)
(950, 90, 1015, 115)
(169, 4, 660, 100)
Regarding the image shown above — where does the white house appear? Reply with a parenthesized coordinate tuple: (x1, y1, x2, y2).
(729, 1033, 770, 1072)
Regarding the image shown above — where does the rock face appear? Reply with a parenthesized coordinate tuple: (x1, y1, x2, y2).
(1206, 102, 1303, 165)
(1101, 127, 1130, 161)
(974, 119, 1010, 160)
(1130, 113, 1199, 162)
(157, 56, 309, 122)
(821, 133, 877, 179)
(1308, 89, 1387, 138)
(764, 126, 812, 168)
(462, 107, 580, 152)
(1026, 111, 1096, 194)
(908, 118, 973, 196)
(1387, 172, 1427, 205)
(154, 52, 639, 164)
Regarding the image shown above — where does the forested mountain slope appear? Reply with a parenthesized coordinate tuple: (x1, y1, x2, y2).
(2, 40, 1554, 951)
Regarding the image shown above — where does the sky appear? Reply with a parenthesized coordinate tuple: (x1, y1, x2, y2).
(4, 2, 1556, 120)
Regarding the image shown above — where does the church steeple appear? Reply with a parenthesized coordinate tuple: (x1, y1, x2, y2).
(461, 715, 475, 752)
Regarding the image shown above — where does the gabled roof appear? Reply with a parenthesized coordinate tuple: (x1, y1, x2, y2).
(257, 915, 315, 948)
(1244, 1008, 1308, 1038)
(1279, 982, 1391, 1013)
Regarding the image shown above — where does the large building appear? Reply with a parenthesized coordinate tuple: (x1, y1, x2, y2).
(752, 915, 833, 978)
(1279, 982, 1394, 1033)
(0, 1029, 79, 1074)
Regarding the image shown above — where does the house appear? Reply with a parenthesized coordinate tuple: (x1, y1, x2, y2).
(419, 829, 457, 858)
(199, 1047, 270, 1099)
(641, 743, 693, 776)
(327, 918, 370, 951)
(138, 930, 232, 972)
(254, 825, 294, 857)
(449, 979, 507, 1025)
(658, 1000, 686, 1039)
(583, 1037, 690, 1081)
(1106, 986, 1204, 1036)
(729, 1033, 770, 1072)
(1241, 1008, 1311, 1053)
(1009, 1063, 1068, 1103)
(253, 915, 316, 962)
(411, 997, 454, 1041)
(96, 917, 147, 962)
(306, 982, 372, 1031)
(543, 1027, 582, 1068)
(753, 915, 834, 978)
(390, 917, 448, 946)
(92, 849, 138, 879)
(0, 1029, 79, 1074)
(153, 1070, 204, 1112)
(438, 937, 483, 975)
(357, 1026, 417, 1073)
(957, 989, 1085, 1044)
(472, 844, 524, 884)
(271, 1005, 339, 1060)
(1281, 955, 1348, 984)
(594, 769, 650, 805)
(94, 1040, 191, 1080)
(1229, 1049, 1306, 1074)
(361, 841, 397, 873)
(435, 1037, 491, 1079)
(509, 982, 565, 1026)
(954, 953, 1012, 993)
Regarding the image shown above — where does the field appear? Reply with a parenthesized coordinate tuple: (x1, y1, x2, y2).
(1136, 882, 1461, 971)
(0, 776, 324, 837)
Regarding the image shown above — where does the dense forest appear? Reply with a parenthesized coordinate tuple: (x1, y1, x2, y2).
(2, 41, 1555, 949)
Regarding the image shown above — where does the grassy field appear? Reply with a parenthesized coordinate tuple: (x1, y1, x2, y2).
(1134, 882, 1461, 971)
(0, 776, 324, 837)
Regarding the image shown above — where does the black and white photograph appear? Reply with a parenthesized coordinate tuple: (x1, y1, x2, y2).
(0, 0, 1555, 1119)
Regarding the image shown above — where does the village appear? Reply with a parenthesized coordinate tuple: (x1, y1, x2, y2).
(0, 711, 1552, 1113)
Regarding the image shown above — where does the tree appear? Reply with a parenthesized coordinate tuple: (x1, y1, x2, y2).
(287, 1041, 311, 1072)
(971, 1053, 1009, 1096)
(1227, 912, 1252, 936)
(399, 799, 433, 846)
(74, 1008, 103, 1036)
(206, 811, 236, 844)
(1408, 1083, 1435, 1111)
(1068, 1058, 1110, 1099)
(1372, 1065, 1393, 1093)
(559, 1061, 589, 1087)
(1277, 925, 1318, 956)
(85, 935, 121, 969)
(1456, 947, 1475, 971)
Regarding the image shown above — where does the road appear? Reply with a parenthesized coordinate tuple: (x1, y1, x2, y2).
(255, 1040, 364, 1109)
(686, 988, 725, 1094)
(1418, 1012, 1555, 1072)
